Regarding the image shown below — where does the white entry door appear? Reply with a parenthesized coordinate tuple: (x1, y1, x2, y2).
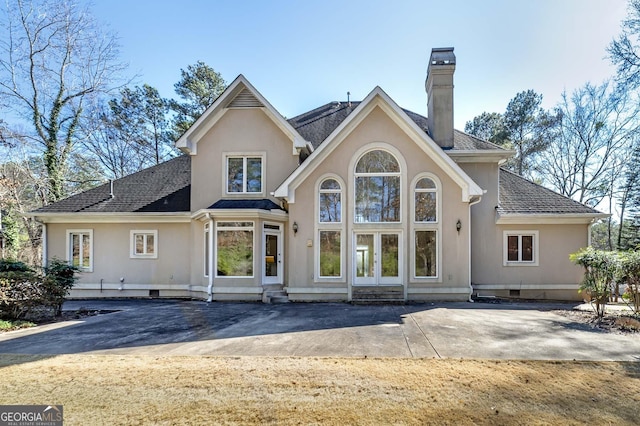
(263, 224, 283, 285)
(354, 232, 401, 285)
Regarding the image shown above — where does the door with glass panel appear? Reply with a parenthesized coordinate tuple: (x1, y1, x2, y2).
(263, 224, 282, 285)
(354, 232, 401, 285)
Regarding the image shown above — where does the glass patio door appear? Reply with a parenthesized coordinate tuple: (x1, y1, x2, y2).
(263, 224, 282, 285)
(354, 232, 401, 285)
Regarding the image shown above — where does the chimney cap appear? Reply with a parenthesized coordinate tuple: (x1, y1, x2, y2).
(429, 47, 455, 66)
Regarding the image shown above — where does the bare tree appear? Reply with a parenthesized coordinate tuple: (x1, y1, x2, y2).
(609, 0, 640, 90)
(540, 81, 640, 207)
(0, 0, 126, 203)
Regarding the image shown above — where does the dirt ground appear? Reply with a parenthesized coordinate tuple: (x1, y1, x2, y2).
(0, 355, 638, 425)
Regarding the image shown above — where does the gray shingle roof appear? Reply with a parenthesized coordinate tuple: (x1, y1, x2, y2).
(498, 168, 601, 215)
(34, 155, 191, 213)
(208, 199, 283, 210)
(287, 101, 505, 151)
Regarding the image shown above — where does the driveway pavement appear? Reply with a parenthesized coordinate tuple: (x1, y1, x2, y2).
(0, 300, 639, 361)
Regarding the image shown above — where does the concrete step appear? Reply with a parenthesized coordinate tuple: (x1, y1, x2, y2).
(262, 285, 289, 304)
(352, 286, 404, 304)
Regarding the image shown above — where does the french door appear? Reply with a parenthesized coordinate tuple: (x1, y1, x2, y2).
(353, 232, 401, 285)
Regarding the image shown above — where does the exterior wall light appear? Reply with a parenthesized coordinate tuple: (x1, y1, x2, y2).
(456, 219, 462, 234)
(293, 222, 298, 234)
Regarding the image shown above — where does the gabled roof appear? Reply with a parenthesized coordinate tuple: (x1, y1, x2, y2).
(287, 101, 504, 151)
(276, 87, 484, 203)
(176, 74, 308, 156)
(32, 156, 191, 214)
(497, 168, 608, 224)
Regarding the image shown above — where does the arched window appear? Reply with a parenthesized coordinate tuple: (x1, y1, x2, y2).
(319, 178, 341, 222)
(415, 177, 437, 222)
(354, 150, 400, 223)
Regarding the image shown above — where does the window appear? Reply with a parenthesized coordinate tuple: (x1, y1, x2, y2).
(415, 177, 437, 222)
(503, 231, 539, 266)
(319, 230, 341, 277)
(354, 150, 400, 223)
(319, 178, 341, 222)
(216, 221, 254, 277)
(204, 223, 210, 277)
(415, 230, 437, 277)
(130, 230, 158, 259)
(226, 156, 263, 193)
(67, 230, 93, 271)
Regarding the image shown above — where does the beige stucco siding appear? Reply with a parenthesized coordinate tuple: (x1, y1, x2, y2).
(286, 106, 471, 300)
(190, 108, 299, 211)
(47, 222, 191, 297)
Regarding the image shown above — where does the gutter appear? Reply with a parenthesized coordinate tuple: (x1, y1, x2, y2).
(206, 213, 214, 302)
(467, 195, 483, 302)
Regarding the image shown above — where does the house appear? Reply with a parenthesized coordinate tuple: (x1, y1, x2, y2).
(29, 48, 607, 303)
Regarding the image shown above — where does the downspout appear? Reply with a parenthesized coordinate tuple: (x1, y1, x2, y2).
(35, 218, 47, 268)
(467, 195, 483, 302)
(207, 213, 214, 302)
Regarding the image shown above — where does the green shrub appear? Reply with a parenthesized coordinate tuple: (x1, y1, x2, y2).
(617, 251, 640, 315)
(0, 258, 78, 320)
(570, 247, 618, 318)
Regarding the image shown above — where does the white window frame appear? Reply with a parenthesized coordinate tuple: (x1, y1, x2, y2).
(410, 173, 441, 280)
(66, 229, 93, 272)
(315, 174, 346, 281)
(215, 221, 255, 278)
(129, 230, 158, 259)
(503, 230, 539, 266)
(223, 152, 266, 196)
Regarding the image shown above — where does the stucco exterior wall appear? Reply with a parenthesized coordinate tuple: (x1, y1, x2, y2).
(286, 106, 471, 301)
(190, 108, 299, 211)
(47, 222, 191, 298)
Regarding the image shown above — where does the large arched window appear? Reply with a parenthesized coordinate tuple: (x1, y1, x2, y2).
(354, 150, 400, 223)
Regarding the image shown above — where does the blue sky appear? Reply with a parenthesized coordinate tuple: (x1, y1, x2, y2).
(87, 0, 628, 129)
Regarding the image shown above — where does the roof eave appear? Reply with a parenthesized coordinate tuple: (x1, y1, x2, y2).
(448, 150, 515, 163)
(496, 212, 610, 225)
(191, 208, 288, 222)
(28, 212, 192, 224)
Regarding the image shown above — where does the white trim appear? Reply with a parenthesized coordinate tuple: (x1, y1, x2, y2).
(447, 150, 514, 163)
(129, 230, 158, 259)
(274, 86, 483, 202)
(30, 213, 191, 224)
(192, 208, 288, 221)
(352, 230, 403, 286)
(175, 75, 307, 156)
(204, 222, 210, 278)
(66, 229, 93, 272)
(496, 213, 609, 225)
(285, 287, 348, 294)
(315, 174, 346, 282)
(503, 230, 539, 267)
(317, 174, 344, 224)
(212, 287, 263, 294)
(316, 229, 344, 282)
(473, 283, 580, 291)
(223, 152, 266, 196)
(262, 222, 283, 285)
(407, 287, 471, 294)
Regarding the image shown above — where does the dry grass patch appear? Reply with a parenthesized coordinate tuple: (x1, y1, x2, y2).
(0, 355, 638, 425)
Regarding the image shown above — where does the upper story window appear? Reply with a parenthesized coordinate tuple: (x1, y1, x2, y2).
(227, 156, 262, 194)
(319, 178, 342, 223)
(415, 177, 437, 222)
(354, 150, 400, 223)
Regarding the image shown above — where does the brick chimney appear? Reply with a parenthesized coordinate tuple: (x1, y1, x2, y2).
(425, 47, 455, 149)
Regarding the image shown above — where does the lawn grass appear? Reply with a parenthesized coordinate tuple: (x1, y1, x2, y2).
(0, 354, 639, 425)
(0, 319, 35, 331)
